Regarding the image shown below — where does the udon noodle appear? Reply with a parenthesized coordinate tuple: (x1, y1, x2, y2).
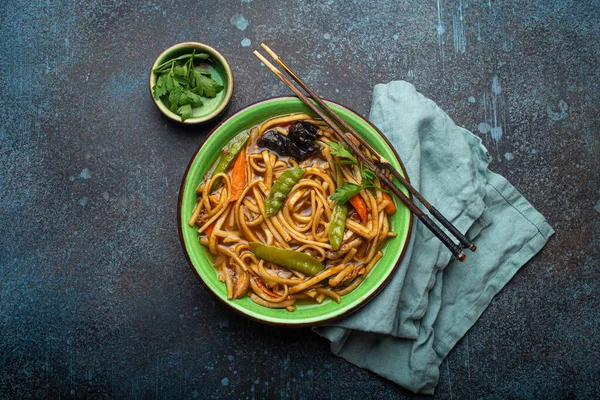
(189, 113, 397, 311)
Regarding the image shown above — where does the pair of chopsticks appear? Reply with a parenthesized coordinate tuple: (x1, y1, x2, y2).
(254, 43, 476, 261)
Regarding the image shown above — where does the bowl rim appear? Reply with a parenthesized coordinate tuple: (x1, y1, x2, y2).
(177, 96, 413, 326)
(149, 42, 234, 125)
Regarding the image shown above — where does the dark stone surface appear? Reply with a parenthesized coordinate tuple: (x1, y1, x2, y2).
(1, 1, 598, 398)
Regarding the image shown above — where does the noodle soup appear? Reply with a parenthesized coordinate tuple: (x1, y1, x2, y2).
(188, 113, 397, 311)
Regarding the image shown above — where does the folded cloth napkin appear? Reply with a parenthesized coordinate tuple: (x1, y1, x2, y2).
(313, 81, 554, 394)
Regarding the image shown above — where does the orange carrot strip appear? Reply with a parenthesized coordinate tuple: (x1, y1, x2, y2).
(254, 278, 279, 298)
(229, 148, 247, 202)
(382, 192, 397, 215)
(204, 222, 215, 237)
(349, 195, 368, 224)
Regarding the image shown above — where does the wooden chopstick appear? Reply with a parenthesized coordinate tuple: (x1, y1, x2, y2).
(260, 44, 476, 253)
(254, 45, 469, 261)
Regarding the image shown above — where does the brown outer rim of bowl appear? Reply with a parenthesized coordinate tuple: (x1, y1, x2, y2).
(149, 42, 234, 125)
(177, 96, 414, 327)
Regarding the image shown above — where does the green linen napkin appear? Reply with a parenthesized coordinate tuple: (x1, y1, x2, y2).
(313, 81, 554, 394)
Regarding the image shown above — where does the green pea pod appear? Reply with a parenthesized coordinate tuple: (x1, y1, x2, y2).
(210, 131, 250, 191)
(249, 242, 324, 276)
(328, 203, 348, 250)
(264, 166, 305, 216)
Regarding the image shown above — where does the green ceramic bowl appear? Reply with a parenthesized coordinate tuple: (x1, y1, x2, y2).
(178, 97, 413, 326)
(149, 42, 234, 124)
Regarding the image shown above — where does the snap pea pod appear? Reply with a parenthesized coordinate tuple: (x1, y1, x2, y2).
(264, 166, 305, 216)
(210, 131, 250, 191)
(328, 203, 348, 250)
(249, 242, 324, 276)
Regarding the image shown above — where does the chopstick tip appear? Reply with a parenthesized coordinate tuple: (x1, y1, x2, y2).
(261, 43, 277, 59)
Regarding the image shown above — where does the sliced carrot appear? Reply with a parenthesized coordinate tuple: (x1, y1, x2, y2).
(229, 148, 247, 202)
(254, 278, 278, 298)
(349, 195, 368, 224)
(204, 221, 215, 237)
(382, 192, 397, 215)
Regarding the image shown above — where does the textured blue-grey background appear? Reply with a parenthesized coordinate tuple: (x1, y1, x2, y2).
(1, 0, 598, 398)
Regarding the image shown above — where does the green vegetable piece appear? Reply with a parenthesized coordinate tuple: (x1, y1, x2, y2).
(264, 166, 305, 216)
(153, 74, 168, 98)
(330, 166, 382, 205)
(210, 131, 250, 191)
(177, 104, 193, 121)
(328, 203, 348, 250)
(249, 242, 324, 276)
(330, 182, 364, 204)
(327, 141, 358, 165)
(192, 69, 224, 97)
(361, 168, 376, 181)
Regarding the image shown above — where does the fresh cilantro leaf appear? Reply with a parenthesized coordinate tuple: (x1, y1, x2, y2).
(196, 69, 212, 76)
(178, 90, 204, 107)
(327, 142, 378, 204)
(361, 168, 376, 183)
(153, 75, 167, 98)
(330, 182, 364, 204)
(164, 74, 176, 92)
(193, 71, 224, 98)
(173, 65, 188, 79)
(152, 53, 211, 73)
(168, 86, 184, 110)
(177, 104, 193, 122)
(330, 168, 383, 204)
(327, 142, 357, 165)
(361, 167, 391, 194)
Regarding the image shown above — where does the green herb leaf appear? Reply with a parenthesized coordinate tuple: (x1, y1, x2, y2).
(330, 168, 382, 204)
(164, 74, 176, 92)
(153, 75, 167, 98)
(173, 65, 188, 78)
(177, 104, 193, 122)
(327, 142, 378, 204)
(167, 86, 183, 110)
(178, 90, 204, 107)
(152, 53, 211, 73)
(330, 182, 364, 204)
(361, 168, 376, 183)
(327, 142, 358, 166)
(192, 71, 224, 98)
